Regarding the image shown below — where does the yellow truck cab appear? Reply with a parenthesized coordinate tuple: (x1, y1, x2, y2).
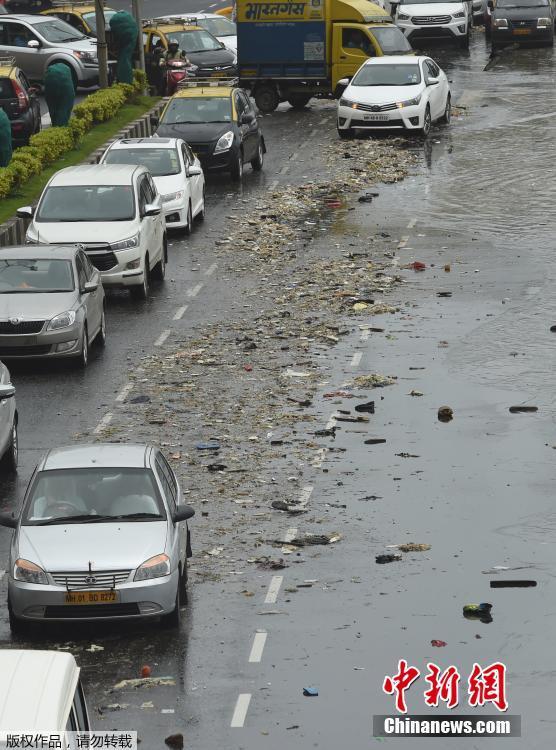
(42, 2, 118, 38)
(237, 0, 412, 111)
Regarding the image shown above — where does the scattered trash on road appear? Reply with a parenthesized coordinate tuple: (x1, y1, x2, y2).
(509, 405, 538, 413)
(376, 553, 402, 564)
(355, 400, 375, 413)
(303, 687, 319, 696)
(141, 666, 152, 678)
(431, 640, 447, 647)
(463, 603, 493, 624)
(397, 543, 431, 552)
(86, 644, 104, 653)
(165, 734, 184, 749)
(112, 676, 176, 691)
(490, 580, 537, 588)
(353, 374, 397, 388)
(409, 390, 423, 397)
(365, 438, 387, 445)
(196, 441, 220, 450)
(438, 406, 454, 422)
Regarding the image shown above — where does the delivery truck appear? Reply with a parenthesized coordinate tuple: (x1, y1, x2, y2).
(237, 0, 412, 111)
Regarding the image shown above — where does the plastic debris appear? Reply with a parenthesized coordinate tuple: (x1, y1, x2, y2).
(463, 603, 493, 624)
(409, 390, 423, 397)
(355, 400, 375, 413)
(86, 644, 104, 653)
(196, 441, 220, 450)
(323, 390, 355, 399)
(376, 553, 402, 564)
(141, 666, 152, 678)
(165, 734, 184, 749)
(287, 532, 342, 547)
(397, 543, 431, 552)
(431, 640, 447, 648)
(254, 557, 288, 570)
(490, 580, 537, 588)
(437, 291, 452, 297)
(353, 374, 397, 388)
(365, 438, 386, 445)
(438, 406, 453, 422)
(303, 687, 319, 696)
(509, 405, 538, 413)
(112, 676, 175, 691)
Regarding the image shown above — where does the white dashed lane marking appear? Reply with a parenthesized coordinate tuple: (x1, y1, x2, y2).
(350, 351, 362, 368)
(284, 527, 298, 543)
(248, 631, 268, 663)
(173, 305, 188, 321)
(187, 283, 203, 298)
(205, 262, 217, 276)
(93, 413, 113, 435)
(325, 412, 339, 430)
(155, 330, 171, 347)
(360, 329, 370, 342)
(264, 576, 283, 604)
(115, 383, 133, 403)
(231, 694, 251, 728)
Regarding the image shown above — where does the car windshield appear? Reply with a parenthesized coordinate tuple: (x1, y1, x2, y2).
(37, 185, 135, 222)
(0, 259, 74, 294)
(196, 17, 236, 37)
(83, 10, 119, 33)
(496, 0, 548, 6)
(370, 26, 413, 53)
(23, 468, 166, 525)
(168, 29, 223, 52)
(33, 18, 87, 42)
(351, 63, 422, 86)
(104, 147, 181, 176)
(162, 96, 232, 124)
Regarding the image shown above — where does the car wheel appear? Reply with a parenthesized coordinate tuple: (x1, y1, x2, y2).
(152, 247, 166, 281)
(184, 203, 193, 236)
(95, 308, 107, 347)
(0, 417, 18, 473)
(338, 127, 354, 140)
(253, 83, 279, 113)
(161, 587, 181, 628)
(440, 94, 451, 125)
(420, 106, 431, 137)
(74, 326, 88, 369)
(130, 259, 149, 301)
(230, 152, 243, 182)
(287, 94, 311, 109)
(485, 25, 491, 39)
(198, 189, 206, 221)
(459, 30, 470, 48)
(251, 140, 264, 171)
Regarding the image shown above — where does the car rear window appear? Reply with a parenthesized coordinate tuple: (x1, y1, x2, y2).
(104, 147, 181, 176)
(0, 79, 13, 99)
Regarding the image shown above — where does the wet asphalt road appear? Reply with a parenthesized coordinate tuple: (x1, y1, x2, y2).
(1, 25, 556, 749)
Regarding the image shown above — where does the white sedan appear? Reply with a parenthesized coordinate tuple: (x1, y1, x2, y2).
(100, 137, 205, 235)
(337, 56, 451, 139)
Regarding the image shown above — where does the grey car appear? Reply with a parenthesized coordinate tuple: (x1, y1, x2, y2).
(0, 14, 100, 88)
(0, 444, 195, 633)
(0, 360, 17, 473)
(0, 245, 105, 367)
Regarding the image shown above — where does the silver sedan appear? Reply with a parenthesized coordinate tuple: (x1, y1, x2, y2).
(0, 245, 105, 367)
(0, 361, 17, 473)
(0, 443, 194, 633)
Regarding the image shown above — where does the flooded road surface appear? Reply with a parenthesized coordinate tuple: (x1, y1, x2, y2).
(0, 27, 555, 749)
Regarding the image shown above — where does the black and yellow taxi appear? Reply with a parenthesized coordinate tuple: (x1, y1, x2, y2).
(153, 79, 264, 182)
(41, 2, 118, 37)
(143, 18, 236, 88)
(0, 55, 41, 145)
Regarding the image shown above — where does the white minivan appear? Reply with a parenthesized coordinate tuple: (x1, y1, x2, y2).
(0, 650, 90, 732)
(20, 164, 167, 301)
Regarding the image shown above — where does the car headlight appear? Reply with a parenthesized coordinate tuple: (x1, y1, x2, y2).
(73, 50, 98, 64)
(339, 97, 353, 107)
(134, 553, 171, 581)
(111, 234, 139, 251)
(214, 131, 234, 153)
(398, 12, 410, 19)
(48, 310, 76, 331)
(396, 94, 422, 108)
(493, 17, 508, 27)
(162, 191, 183, 203)
(453, 11, 465, 17)
(537, 16, 552, 25)
(14, 559, 48, 585)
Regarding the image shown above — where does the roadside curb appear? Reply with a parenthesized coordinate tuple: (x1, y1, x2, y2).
(0, 99, 166, 248)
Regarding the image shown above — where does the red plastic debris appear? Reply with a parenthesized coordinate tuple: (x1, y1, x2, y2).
(431, 640, 447, 648)
(141, 665, 152, 677)
(411, 261, 426, 271)
(243, 364, 253, 372)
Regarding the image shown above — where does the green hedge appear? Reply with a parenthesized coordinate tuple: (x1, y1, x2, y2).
(0, 69, 148, 201)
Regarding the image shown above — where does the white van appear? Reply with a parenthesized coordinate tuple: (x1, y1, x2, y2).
(0, 650, 90, 731)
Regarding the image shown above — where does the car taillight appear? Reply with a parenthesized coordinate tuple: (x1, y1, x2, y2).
(12, 80, 29, 112)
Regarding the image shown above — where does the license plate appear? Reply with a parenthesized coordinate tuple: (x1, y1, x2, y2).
(513, 28, 531, 34)
(363, 114, 389, 121)
(211, 71, 225, 77)
(64, 590, 118, 605)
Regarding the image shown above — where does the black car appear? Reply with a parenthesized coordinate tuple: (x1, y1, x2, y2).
(0, 57, 41, 145)
(490, 0, 554, 47)
(153, 82, 265, 181)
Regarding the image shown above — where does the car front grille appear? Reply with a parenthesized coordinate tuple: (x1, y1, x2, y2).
(355, 102, 397, 113)
(510, 19, 536, 27)
(85, 250, 118, 272)
(190, 143, 212, 156)
(0, 345, 51, 356)
(44, 603, 140, 619)
(412, 14, 452, 24)
(50, 570, 132, 588)
(0, 320, 45, 335)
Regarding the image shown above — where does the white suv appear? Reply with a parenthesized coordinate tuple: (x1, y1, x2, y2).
(395, 0, 471, 47)
(21, 164, 167, 300)
(99, 137, 205, 235)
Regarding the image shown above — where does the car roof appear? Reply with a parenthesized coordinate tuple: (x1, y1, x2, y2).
(48, 164, 145, 186)
(173, 83, 235, 98)
(0, 650, 79, 731)
(41, 444, 151, 470)
(0, 244, 81, 260)
(44, 4, 104, 11)
(108, 137, 180, 150)
(3, 15, 53, 23)
(144, 22, 201, 32)
(363, 55, 427, 66)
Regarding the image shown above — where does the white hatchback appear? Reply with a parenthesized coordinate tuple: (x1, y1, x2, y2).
(155, 13, 238, 54)
(337, 55, 451, 138)
(21, 164, 167, 301)
(100, 137, 205, 235)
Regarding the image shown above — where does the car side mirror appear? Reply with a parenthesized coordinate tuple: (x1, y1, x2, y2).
(143, 201, 161, 217)
(427, 77, 440, 86)
(337, 77, 349, 87)
(0, 384, 15, 400)
(27, 40, 40, 49)
(0, 513, 17, 529)
(81, 280, 98, 294)
(17, 206, 34, 219)
(173, 504, 195, 522)
(188, 165, 202, 176)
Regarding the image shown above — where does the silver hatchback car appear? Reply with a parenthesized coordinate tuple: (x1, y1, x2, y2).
(0, 444, 194, 633)
(0, 245, 105, 367)
(0, 360, 17, 473)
